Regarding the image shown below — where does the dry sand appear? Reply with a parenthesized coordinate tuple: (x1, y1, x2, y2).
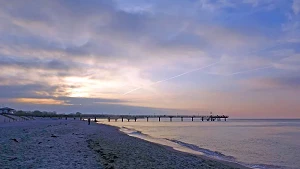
(0, 118, 102, 169)
(0, 118, 249, 169)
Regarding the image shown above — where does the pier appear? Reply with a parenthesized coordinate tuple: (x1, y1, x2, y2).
(79, 114, 229, 122)
(19, 113, 229, 122)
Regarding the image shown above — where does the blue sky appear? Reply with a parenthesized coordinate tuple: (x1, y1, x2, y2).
(0, 0, 299, 118)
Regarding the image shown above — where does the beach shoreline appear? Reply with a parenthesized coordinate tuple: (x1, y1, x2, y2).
(1, 118, 249, 169)
(98, 122, 250, 169)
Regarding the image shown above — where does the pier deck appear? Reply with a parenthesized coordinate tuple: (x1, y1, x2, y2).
(80, 114, 229, 122)
(18, 114, 229, 122)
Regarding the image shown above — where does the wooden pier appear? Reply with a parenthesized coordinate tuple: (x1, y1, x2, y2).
(79, 114, 229, 122)
(21, 113, 229, 122)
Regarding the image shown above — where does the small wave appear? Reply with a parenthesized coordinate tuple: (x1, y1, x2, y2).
(119, 127, 237, 164)
(119, 127, 235, 161)
(128, 130, 146, 136)
(249, 164, 296, 169)
(120, 127, 149, 137)
(118, 127, 289, 169)
(166, 139, 235, 161)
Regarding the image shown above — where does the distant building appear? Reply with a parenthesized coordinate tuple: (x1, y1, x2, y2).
(0, 107, 15, 114)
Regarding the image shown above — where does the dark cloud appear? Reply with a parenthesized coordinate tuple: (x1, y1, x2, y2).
(0, 0, 212, 61)
(0, 56, 74, 71)
(63, 41, 117, 57)
(0, 33, 57, 51)
(59, 0, 115, 17)
(0, 84, 55, 99)
(0, 0, 53, 23)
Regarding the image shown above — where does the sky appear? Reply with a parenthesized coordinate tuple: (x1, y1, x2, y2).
(0, 0, 300, 118)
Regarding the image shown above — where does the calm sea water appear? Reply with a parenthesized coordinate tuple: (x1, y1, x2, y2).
(100, 119, 300, 169)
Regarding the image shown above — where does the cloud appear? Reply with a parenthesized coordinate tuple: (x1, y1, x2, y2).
(0, 0, 299, 116)
(0, 84, 51, 99)
(293, 0, 300, 15)
(13, 98, 66, 105)
(0, 56, 74, 71)
(0, 0, 271, 63)
(241, 76, 300, 90)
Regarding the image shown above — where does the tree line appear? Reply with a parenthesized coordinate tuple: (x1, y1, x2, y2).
(14, 110, 82, 117)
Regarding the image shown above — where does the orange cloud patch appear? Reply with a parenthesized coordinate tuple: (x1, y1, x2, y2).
(14, 98, 67, 105)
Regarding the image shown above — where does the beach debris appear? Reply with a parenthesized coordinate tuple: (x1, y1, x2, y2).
(10, 138, 19, 143)
(51, 134, 58, 138)
(9, 157, 18, 161)
(105, 165, 114, 169)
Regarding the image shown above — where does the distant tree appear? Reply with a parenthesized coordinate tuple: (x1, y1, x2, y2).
(12, 109, 61, 117)
(75, 112, 81, 116)
(15, 110, 27, 115)
(33, 110, 42, 116)
(48, 111, 57, 115)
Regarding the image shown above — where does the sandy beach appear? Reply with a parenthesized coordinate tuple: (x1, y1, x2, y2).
(0, 118, 249, 169)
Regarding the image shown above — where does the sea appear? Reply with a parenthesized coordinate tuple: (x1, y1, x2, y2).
(100, 118, 300, 169)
